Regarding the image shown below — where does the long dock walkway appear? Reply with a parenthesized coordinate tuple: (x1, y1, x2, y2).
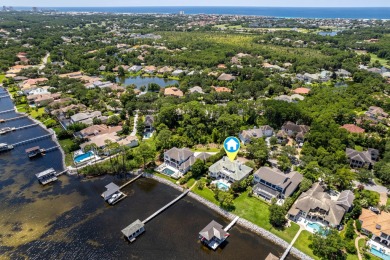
(280, 227, 303, 260)
(0, 109, 15, 114)
(224, 216, 240, 232)
(119, 174, 143, 189)
(2, 115, 28, 122)
(142, 189, 190, 224)
(12, 133, 53, 147)
(0, 95, 10, 99)
(15, 123, 39, 130)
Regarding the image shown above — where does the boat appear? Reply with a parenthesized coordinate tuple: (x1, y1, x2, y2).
(0, 127, 16, 135)
(0, 143, 14, 152)
(25, 146, 46, 158)
(108, 193, 122, 204)
(0, 119, 5, 123)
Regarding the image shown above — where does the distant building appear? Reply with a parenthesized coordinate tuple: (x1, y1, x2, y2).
(239, 125, 274, 144)
(341, 124, 365, 134)
(217, 73, 236, 81)
(188, 86, 204, 94)
(346, 148, 379, 168)
(121, 219, 145, 242)
(164, 87, 183, 97)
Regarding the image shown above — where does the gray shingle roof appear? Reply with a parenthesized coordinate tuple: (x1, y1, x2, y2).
(199, 220, 227, 240)
(121, 219, 144, 237)
(165, 147, 194, 162)
(209, 157, 253, 182)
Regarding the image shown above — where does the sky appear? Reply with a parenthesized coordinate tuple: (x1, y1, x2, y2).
(2, 0, 390, 7)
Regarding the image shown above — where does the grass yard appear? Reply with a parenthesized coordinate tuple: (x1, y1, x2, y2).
(294, 230, 320, 260)
(232, 191, 300, 243)
(185, 178, 196, 189)
(192, 179, 219, 204)
(16, 104, 27, 113)
(65, 153, 74, 167)
(154, 172, 178, 184)
(191, 147, 220, 153)
(29, 107, 45, 118)
(0, 74, 5, 83)
(387, 197, 390, 206)
(370, 53, 390, 69)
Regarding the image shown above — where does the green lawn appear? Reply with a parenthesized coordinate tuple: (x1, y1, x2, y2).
(185, 178, 196, 189)
(232, 191, 300, 243)
(387, 197, 390, 206)
(0, 74, 5, 83)
(370, 53, 390, 69)
(192, 179, 219, 204)
(154, 172, 178, 184)
(191, 147, 220, 152)
(294, 230, 320, 260)
(65, 153, 74, 167)
(29, 108, 45, 118)
(16, 104, 27, 113)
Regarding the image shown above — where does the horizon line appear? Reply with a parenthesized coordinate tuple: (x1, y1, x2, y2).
(8, 6, 390, 8)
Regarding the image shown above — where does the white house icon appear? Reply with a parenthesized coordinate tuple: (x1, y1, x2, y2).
(226, 139, 238, 151)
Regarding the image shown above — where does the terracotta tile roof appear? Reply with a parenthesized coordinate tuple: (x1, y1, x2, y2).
(164, 87, 183, 97)
(292, 87, 311, 95)
(341, 124, 365, 134)
(212, 86, 232, 93)
(359, 208, 390, 237)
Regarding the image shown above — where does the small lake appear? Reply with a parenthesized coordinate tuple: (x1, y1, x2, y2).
(116, 76, 179, 88)
(318, 31, 339, 36)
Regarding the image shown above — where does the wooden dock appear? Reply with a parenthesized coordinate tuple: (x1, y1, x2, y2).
(15, 123, 39, 130)
(12, 133, 53, 147)
(0, 115, 28, 122)
(35, 168, 58, 185)
(280, 227, 303, 260)
(142, 189, 190, 224)
(0, 95, 10, 99)
(0, 109, 15, 114)
(224, 216, 239, 232)
(119, 174, 143, 189)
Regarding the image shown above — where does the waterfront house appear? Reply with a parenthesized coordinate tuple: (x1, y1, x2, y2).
(80, 132, 138, 151)
(208, 157, 253, 183)
(172, 69, 184, 76)
(164, 147, 195, 174)
(199, 220, 229, 250)
(143, 65, 156, 74)
(288, 183, 354, 228)
(122, 219, 145, 242)
(252, 167, 303, 201)
(359, 208, 390, 247)
(346, 148, 379, 168)
(70, 111, 102, 125)
(157, 66, 173, 74)
(128, 65, 143, 72)
(77, 124, 122, 139)
(164, 87, 183, 97)
(239, 125, 274, 144)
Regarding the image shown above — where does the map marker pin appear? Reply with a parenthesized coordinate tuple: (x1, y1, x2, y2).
(223, 136, 240, 161)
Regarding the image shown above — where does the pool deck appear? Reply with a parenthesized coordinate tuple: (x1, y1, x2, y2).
(297, 218, 326, 234)
(368, 240, 390, 259)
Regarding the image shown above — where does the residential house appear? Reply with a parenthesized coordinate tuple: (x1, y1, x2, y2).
(239, 125, 274, 144)
(172, 69, 184, 76)
(208, 157, 253, 183)
(212, 86, 232, 93)
(188, 86, 204, 94)
(217, 73, 236, 81)
(164, 147, 195, 174)
(27, 93, 61, 107)
(341, 124, 365, 134)
(80, 132, 138, 151)
(20, 78, 48, 91)
(346, 148, 379, 168)
(217, 64, 227, 69)
(70, 111, 102, 125)
(336, 69, 352, 78)
(359, 208, 390, 247)
(128, 65, 143, 72)
(143, 66, 156, 74)
(25, 86, 50, 96)
(252, 167, 303, 201)
(157, 66, 173, 74)
(281, 121, 310, 143)
(77, 124, 122, 139)
(164, 87, 183, 97)
(144, 115, 154, 133)
(292, 87, 310, 95)
(364, 106, 389, 123)
(288, 182, 354, 228)
(274, 94, 304, 103)
(276, 130, 288, 144)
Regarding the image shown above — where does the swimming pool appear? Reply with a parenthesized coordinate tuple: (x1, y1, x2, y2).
(216, 180, 230, 191)
(307, 222, 324, 233)
(162, 168, 175, 176)
(74, 151, 95, 164)
(371, 247, 390, 260)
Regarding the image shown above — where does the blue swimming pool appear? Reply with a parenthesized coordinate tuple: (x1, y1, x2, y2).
(216, 181, 230, 191)
(307, 222, 324, 233)
(74, 151, 94, 163)
(371, 247, 390, 260)
(162, 168, 175, 176)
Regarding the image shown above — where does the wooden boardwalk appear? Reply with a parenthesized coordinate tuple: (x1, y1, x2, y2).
(224, 216, 240, 232)
(142, 189, 190, 224)
(15, 123, 39, 130)
(0, 109, 15, 114)
(119, 174, 143, 189)
(280, 227, 303, 260)
(1, 115, 28, 122)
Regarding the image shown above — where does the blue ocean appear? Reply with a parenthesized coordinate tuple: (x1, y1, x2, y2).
(12, 6, 390, 19)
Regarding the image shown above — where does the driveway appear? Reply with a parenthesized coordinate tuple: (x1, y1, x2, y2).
(353, 180, 389, 205)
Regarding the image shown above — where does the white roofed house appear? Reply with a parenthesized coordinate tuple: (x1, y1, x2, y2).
(208, 157, 253, 184)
